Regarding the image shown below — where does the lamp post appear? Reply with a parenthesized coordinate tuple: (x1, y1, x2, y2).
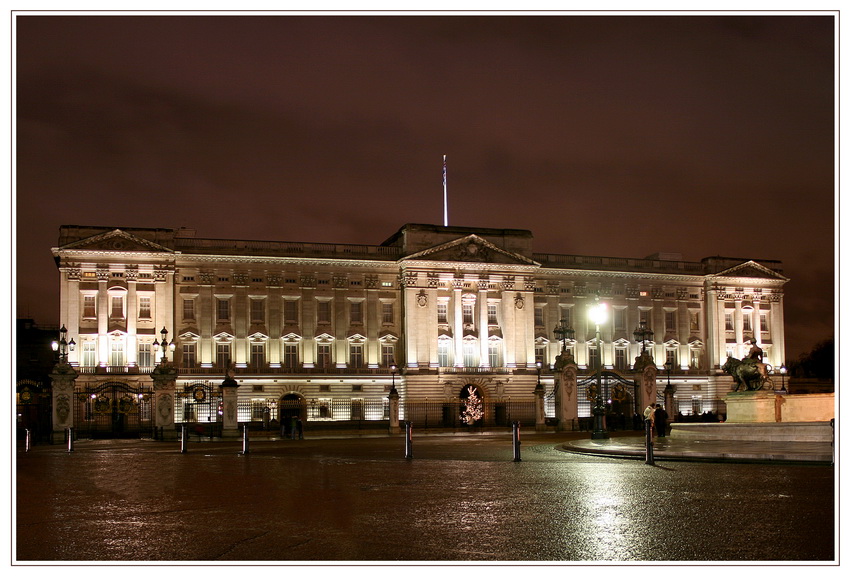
(554, 319, 575, 353)
(589, 296, 609, 440)
(633, 320, 654, 356)
(780, 364, 787, 393)
(51, 325, 76, 364)
(390, 364, 398, 395)
(152, 327, 175, 364)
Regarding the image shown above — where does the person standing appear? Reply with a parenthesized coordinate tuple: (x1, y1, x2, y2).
(655, 404, 669, 437)
(643, 403, 656, 436)
(295, 417, 304, 440)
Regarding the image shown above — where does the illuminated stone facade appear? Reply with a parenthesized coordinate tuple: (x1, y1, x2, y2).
(51, 223, 788, 424)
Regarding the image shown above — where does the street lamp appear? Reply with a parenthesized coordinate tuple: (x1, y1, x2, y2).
(589, 296, 609, 440)
(51, 325, 76, 364)
(554, 319, 575, 353)
(152, 327, 175, 363)
(633, 320, 654, 356)
(534, 360, 544, 395)
(390, 364, 398, 395)
(780, 364, 787, 393)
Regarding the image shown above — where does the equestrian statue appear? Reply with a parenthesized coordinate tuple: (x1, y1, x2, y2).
(722, 339, 773, 392)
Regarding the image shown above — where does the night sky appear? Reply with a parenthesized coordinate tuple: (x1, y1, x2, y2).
(13, 13, 836, 362)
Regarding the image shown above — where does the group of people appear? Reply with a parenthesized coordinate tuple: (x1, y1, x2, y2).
(643, 402, 669, 437)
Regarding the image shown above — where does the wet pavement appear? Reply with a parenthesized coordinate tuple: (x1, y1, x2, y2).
(15, 431, 836, 563)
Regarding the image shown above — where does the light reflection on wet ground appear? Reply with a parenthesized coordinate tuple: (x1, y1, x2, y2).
(15, 434, 835, 562)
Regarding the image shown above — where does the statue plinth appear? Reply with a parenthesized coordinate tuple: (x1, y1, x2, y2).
(724, 390, 777, 423)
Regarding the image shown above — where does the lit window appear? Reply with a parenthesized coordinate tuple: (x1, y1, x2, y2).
(250, 342, 265, 367)
(138, 342, 152, 368)
(350, 342, 364, 368)
(139, 296, 151, 320)
(437, 303, 448, 323)
(111, 295, 125, 319)
(488, 304, 498, 325)
(317, 343, 332, 368)
(216, 342, 231, 369)
(381, 343, 395, 367)
(283, 343, 299, 368)
(182, 343, 196, 368)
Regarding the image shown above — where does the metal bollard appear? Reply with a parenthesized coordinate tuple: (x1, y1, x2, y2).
(240, 425, 250, 455)
(25, 429, 31, 453)
(404, 421, 413, 460)
(66, 427, 74, 453)
(645, 419, 654, 465)
(180, 425, 188, 453)
(512, 421, 522, 462)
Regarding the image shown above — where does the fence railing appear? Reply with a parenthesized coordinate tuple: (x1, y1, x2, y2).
(401, 399, 536, 429)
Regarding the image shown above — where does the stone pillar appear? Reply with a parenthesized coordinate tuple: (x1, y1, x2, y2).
(554, 353, 578, 431)
(50, 363, 79, 444)
(219, 373, 240, 438)
(388, 386, 400, 434)
(150, 362, 179, 440)
(533, 378, 546, 431)
(636, 361, 658, 412)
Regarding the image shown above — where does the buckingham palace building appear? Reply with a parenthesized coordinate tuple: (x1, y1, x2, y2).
(47, 222, 788, 438)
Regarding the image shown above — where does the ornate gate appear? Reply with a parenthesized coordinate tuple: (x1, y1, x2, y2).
(74, 381, 155, 439)
(577, 370, 640, 429)
(176, 381, 223, 438)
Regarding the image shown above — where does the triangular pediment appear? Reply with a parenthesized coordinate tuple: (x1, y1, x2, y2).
(711, 260, 788, 281)
(402, 234, 538, 266)
(61, 229, 173, 253)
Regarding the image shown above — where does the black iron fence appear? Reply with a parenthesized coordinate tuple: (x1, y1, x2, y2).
(401, 399, 536, 429)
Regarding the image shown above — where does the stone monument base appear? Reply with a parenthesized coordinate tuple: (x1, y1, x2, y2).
(670, 421, 833, 443)
(724, 390, 777, 423)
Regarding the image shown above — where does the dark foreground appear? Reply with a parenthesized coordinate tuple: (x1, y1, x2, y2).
(15, 433, 835, 563)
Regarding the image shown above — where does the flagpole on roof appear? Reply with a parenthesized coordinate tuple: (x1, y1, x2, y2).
(443, 154, 448, 227)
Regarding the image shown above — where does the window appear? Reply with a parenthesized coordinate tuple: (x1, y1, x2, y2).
(317, 343, 332, 368)
(250, 299, 265, 323)
(690, 349, 701, 370)
(487, 304, 498, 325)
(665, 348, 677, 369)
(462, 303, 474, 325)
(665, 311, 675, 333)
(382, 302, 394, 324)
(725, 312, 734, 331)
(250, 342, 265, 368)
(437, 302, 448, 323)
(82, 341, 96, 367)
(350, 301, 363, 324)
(216, 342, 231, 369)
(535, 344, 546, 366)
(182, 343, 196, 368)
(139, 296, 151, 320)
(283, 343, 299, 368)
(639, 309, 651, 328)
(317, 301, 331, 324)
(284, 300, 299, 324)
(110, 295, 125, 319)
(110, 339, 125, 367)
(588, 346, 600, 370)
(691, 396, 703, 415)
(217, 299, 230, 322)
(463, 339, 477, 367)
(560, 307, 572, 329)
(83, 295, 96, 318)
(438, 339, 452, 367)
(534, 307, 544, 327)
(690, 310, 700, 331)
(138, 342, 152, 368)
(614, 308, 626, 331)
(760, 312, 769, 333)
(743, 313, 752, 332)
(183, 298, 195, 321)
(350, 342, 364, 368)
(615, 348, 627, 370)
(488, 340, 502, 367)
(381, 343, 395, 367)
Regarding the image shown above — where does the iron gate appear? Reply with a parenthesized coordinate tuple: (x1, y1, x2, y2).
(17, 379, 52, 444)
(176, 381, 223, 438)
(577, 370, 640, 430)
(74, 381, 155, 439)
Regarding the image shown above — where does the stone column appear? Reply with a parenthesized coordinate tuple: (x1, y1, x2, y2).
(636, 361, 658, 412)
(150, 362, 179, 440)
(553, 353, 578, 431)
(219, 372, 240, 438)
(388, 385, 400, 434)
(533, 377, 546, 431)
(50, 363, 79, 444)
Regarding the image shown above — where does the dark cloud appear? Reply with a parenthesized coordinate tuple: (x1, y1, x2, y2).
(14, 13, 835, 360)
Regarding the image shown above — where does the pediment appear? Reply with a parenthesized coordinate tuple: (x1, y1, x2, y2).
(711, 260, 788, 281)
(61, 229, 173, 253)
(402, 234, 538, 266)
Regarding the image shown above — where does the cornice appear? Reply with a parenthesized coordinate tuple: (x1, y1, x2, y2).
(175, 254, 399, 268)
